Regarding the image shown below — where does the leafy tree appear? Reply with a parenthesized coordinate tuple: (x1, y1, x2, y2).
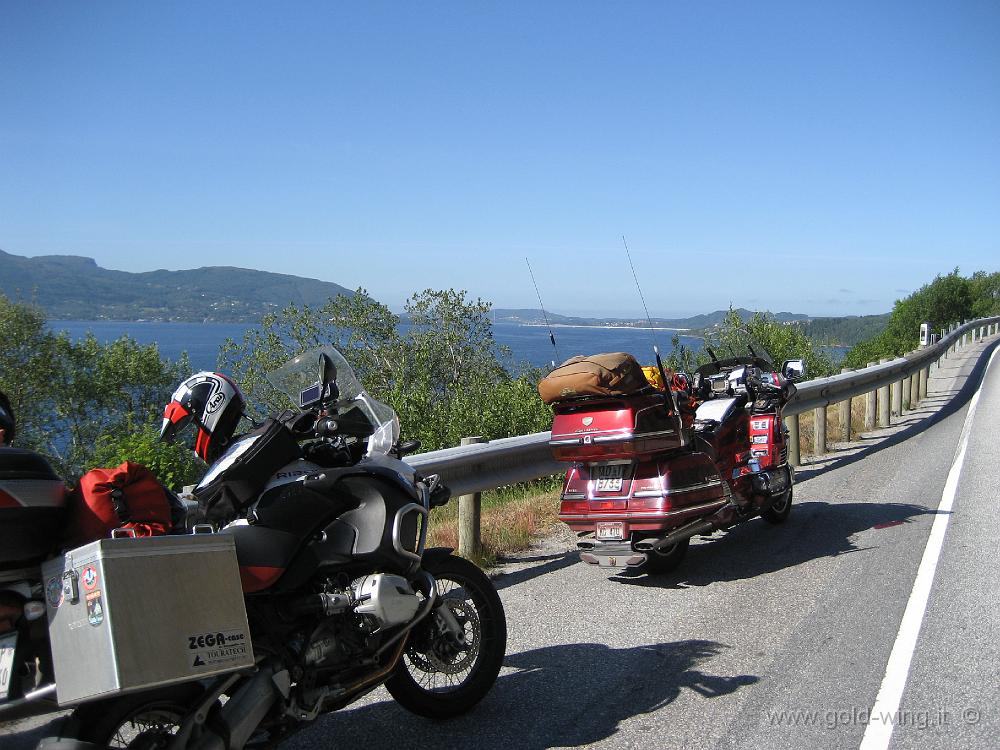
(969, 271, 1000, 318)
(844, 269, 976, 368)
(219, 289, 553, 452)
(0, 296, 60, 451)
(691, 308, 835, 378)
(0, 294, 191, 479)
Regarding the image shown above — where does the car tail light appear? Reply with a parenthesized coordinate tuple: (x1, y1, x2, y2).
(628, 496, 670, 512)
(560, 500, 590, 514)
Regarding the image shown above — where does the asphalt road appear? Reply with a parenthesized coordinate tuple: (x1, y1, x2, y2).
(5, 335, 999, 750)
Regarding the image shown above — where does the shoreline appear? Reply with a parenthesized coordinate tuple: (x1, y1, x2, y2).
(517, 322, 694, 333)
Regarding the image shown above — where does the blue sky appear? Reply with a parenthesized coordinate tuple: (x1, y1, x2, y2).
(2, 2, 998, 318)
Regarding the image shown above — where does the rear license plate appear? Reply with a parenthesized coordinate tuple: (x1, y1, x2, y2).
(0, 632, 17, 699)
(592, 464, 626, 493)
(596, 521, 624, 541)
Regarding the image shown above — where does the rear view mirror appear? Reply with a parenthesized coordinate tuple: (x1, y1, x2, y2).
(781, 359, 806, 381)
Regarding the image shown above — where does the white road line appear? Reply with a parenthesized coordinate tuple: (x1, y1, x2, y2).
(859, 344, 1000, 750)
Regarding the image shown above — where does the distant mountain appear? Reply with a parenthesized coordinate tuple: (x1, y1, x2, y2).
(493, 308, 810, 330)
(0, 249, 355, 322)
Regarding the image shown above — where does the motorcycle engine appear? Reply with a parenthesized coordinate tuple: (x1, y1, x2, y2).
(352, 574, 420, 631)
(297, 574, 420, 669)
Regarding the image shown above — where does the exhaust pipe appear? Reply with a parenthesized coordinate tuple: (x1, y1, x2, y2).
(651, 503, 744, 552)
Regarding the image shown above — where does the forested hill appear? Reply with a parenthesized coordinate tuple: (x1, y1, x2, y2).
(791, 314, 891, 347)
(0, 249, 355, 322)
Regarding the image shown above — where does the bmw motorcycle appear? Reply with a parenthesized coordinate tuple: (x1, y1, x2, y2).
(2, 345, 506, 748)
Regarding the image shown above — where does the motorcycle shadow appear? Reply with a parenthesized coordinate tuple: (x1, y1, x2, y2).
(308, 639, 757, 749)
(609, 501, 939, 589)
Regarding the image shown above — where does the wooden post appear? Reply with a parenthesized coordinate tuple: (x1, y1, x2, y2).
(919, 366, 929, 400)
(865, 362, 877, 431)
(838, 367, 852, 442)
(878, 358, 892, 427)
(909, 370, 919, 410)
(458, 436, 485, 558)
(785, 414, 800, 467)
(813, 406, 826, 455)
(891, 377, 903, 417)
(901, 375, 911, 411)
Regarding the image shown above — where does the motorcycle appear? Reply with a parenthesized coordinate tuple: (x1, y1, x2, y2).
(547, 339, 805, 575)
(1, 345, 506, 748)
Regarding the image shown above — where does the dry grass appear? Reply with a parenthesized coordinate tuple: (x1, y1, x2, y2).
(426, 478, 563, 566)
(797, 386, 921, 457)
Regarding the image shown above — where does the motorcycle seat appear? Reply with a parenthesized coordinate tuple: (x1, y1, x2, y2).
(220, 522, 302, 592)
(693, 395, 747, 431)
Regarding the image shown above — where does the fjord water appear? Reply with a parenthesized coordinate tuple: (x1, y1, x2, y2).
(49, 320, 706, 372)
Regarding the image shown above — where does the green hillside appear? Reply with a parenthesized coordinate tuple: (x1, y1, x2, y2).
(0, 249, 354, 322)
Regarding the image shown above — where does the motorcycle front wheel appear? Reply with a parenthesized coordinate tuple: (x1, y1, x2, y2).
(762, 469, 793, 524)
(57, 683, 204, 749)
(385, 553, 507, 718)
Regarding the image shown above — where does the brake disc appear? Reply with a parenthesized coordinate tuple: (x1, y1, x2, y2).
(407, 599, 480, 675)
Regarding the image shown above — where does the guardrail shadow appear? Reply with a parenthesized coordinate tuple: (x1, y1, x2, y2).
(491, 550, 579, 591)
(609, 501, 941, 589)
(792, 339, 999, 483)
(306, 639, 757, 749)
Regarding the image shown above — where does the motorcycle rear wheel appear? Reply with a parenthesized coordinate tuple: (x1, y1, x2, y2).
(643, 538, 690, 574)
(385, 554, 506, 719)
(58, 683, 204, 749)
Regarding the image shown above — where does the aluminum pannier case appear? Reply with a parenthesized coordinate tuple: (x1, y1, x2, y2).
(42, 534, 253, 705)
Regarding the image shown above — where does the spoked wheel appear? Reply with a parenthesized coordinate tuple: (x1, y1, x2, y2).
(385, 554, 507, 718)
(59, 684, 203, 749)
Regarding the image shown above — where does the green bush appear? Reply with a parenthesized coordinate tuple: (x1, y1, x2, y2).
(92, 421, 205, 491)
(219, 288, 553, 452)
(843, 269, 998, 369)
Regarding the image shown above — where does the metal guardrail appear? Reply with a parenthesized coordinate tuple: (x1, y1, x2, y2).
(406, 316, 1000, 498)
(407, 431, 561, 497)
(783, 316, 1000, 416)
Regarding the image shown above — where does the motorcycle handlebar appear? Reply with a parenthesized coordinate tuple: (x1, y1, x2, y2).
(314, 417, 340, 438)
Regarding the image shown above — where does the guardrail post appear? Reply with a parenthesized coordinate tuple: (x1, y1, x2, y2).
(878, 358, 892, 427)
(865, 362, 877, 430)
(785, 414, 800, 467)
(892, 377, 903, 416)
(813, 406, 826, 455)
(902, 374, 912, 411)
(919, 366, 929, 400)
(838, 367, 852, 442)
(458, 436, 485, 558)
(909, 371, 919, 411)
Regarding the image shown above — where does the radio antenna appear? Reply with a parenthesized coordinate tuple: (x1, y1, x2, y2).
(526, 258, 559, 368)
(622, 236, 675, 413)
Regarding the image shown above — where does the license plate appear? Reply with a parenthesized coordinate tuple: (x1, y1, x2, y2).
(0, 632, 17, 699)
(592, 464, 626, 493)
(596, 521, 624, 541)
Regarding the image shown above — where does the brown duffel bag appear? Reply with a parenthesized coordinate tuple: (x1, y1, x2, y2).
(538, 352, 651, 404)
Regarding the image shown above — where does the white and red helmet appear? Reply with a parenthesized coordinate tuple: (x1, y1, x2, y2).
(160, 372, 245, 462)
